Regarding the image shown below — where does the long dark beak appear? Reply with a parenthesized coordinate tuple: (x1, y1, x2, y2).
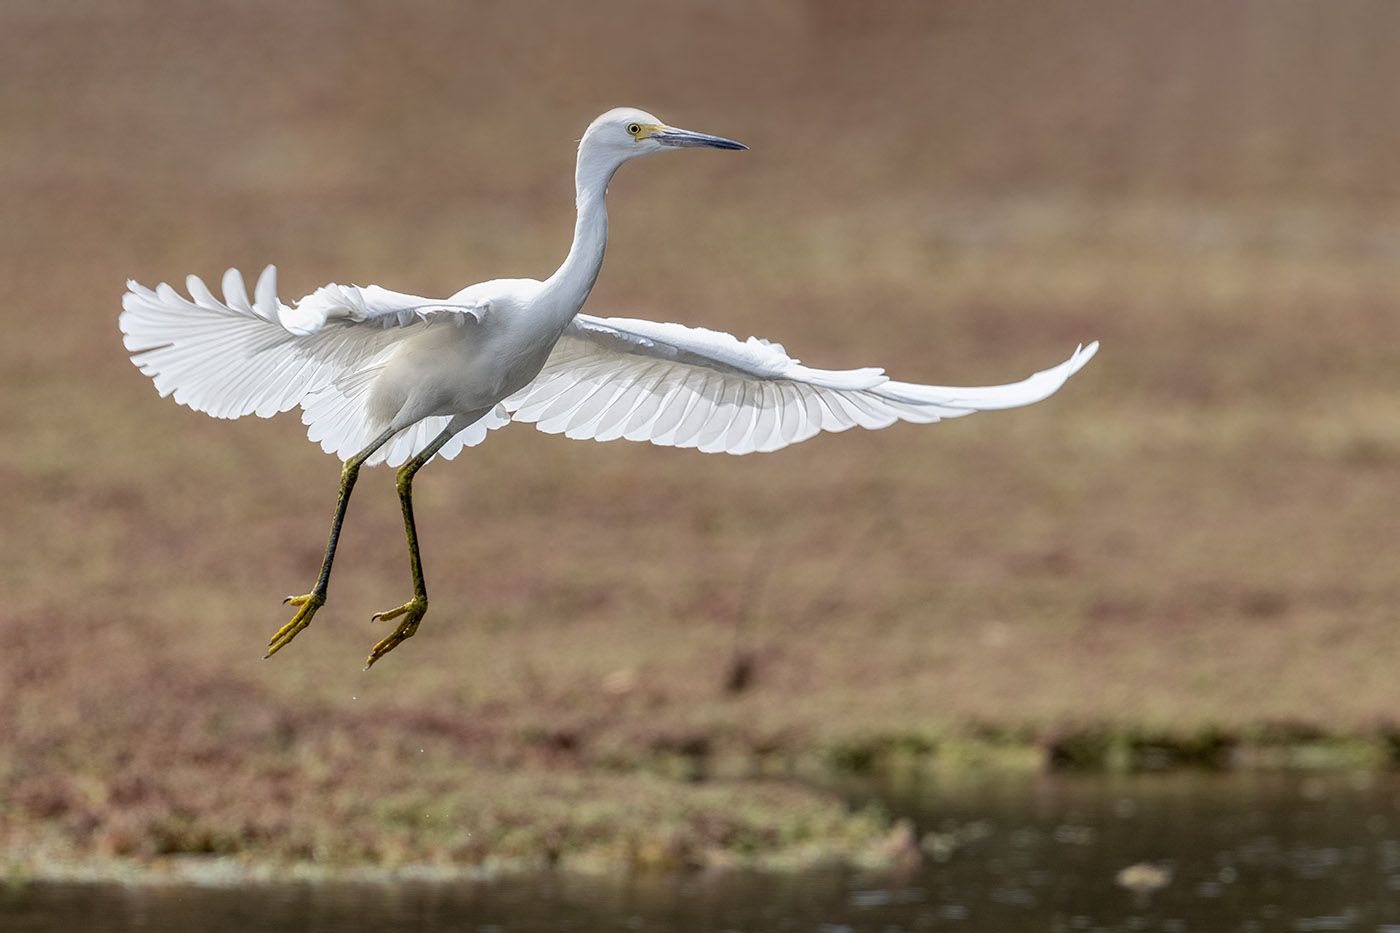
(654, 126, 748, 150)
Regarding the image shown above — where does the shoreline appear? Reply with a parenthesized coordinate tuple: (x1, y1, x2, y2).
(7, 727, 1399, 889)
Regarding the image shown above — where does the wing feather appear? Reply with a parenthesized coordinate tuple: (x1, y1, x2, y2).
(120, 265, 486, 424)
(648, 372, 703, 444)
(666, 371, 719, 447)
(693, 377, 743, 451)
(504, 313, 1098, 455)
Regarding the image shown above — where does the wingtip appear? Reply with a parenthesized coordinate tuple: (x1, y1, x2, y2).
(1072, 340, 1101, 370)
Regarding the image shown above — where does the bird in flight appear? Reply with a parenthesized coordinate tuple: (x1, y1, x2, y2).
(120, 108, 1098, 670)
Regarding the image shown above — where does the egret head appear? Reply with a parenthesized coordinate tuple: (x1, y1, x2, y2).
(576, 108, 745, 189)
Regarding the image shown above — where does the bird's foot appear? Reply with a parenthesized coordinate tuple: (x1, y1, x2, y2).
(365, 597, 427, 669)
(264, 592, 325, 659)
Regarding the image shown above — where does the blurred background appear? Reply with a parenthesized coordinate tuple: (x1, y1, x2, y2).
(4, 0, 1400, 927)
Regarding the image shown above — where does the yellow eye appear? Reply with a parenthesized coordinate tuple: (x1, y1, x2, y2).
(626, 122, 641, 137)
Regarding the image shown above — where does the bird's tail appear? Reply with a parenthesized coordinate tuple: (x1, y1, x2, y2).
(300, 370, 511, 467)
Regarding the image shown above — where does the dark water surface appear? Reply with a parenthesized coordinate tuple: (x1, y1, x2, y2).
(7, 772, 1400, 932)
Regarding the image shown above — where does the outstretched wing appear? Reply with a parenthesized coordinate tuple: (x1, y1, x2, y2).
(119, 265, 485, 420)
(504, 313, 1098, 455)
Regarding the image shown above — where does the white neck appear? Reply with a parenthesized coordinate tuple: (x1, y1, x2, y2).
(537, 147, 621, 326)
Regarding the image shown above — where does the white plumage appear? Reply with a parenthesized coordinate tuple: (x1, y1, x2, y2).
(117, 107, 1100, 668)
(121, 266, 504, 467)
(121, 262, 1096, 465)
(508, 316, 1096, 454)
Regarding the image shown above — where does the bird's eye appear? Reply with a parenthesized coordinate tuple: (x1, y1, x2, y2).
(626, 123, 641, 137)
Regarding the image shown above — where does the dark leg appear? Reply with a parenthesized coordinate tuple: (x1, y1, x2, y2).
(264, 426, 398, 659)
(364, 426, 459, 669)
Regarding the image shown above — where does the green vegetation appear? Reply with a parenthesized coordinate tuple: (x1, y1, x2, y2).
(4, 1, 1400, 879)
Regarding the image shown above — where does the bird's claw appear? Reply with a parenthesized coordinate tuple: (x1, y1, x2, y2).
(265, 591, 325, 659)
(369, 603, 412, 624)
(364, 598, 427, 669)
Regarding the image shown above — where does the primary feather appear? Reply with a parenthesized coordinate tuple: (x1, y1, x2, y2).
(120, 266, 479, 416)
(506, 315, 1098, 455)
(119, 265, 504, 466)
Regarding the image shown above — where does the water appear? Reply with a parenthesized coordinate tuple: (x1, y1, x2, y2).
(6, 771, 1400, 931)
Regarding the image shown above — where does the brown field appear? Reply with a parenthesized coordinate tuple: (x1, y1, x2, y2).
(4, 0, 1400, 874)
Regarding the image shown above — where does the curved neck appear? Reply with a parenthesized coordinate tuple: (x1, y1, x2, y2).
(538, 150, 618, 324)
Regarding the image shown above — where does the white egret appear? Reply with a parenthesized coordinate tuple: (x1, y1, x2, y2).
(119, 107, 1099, 669)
